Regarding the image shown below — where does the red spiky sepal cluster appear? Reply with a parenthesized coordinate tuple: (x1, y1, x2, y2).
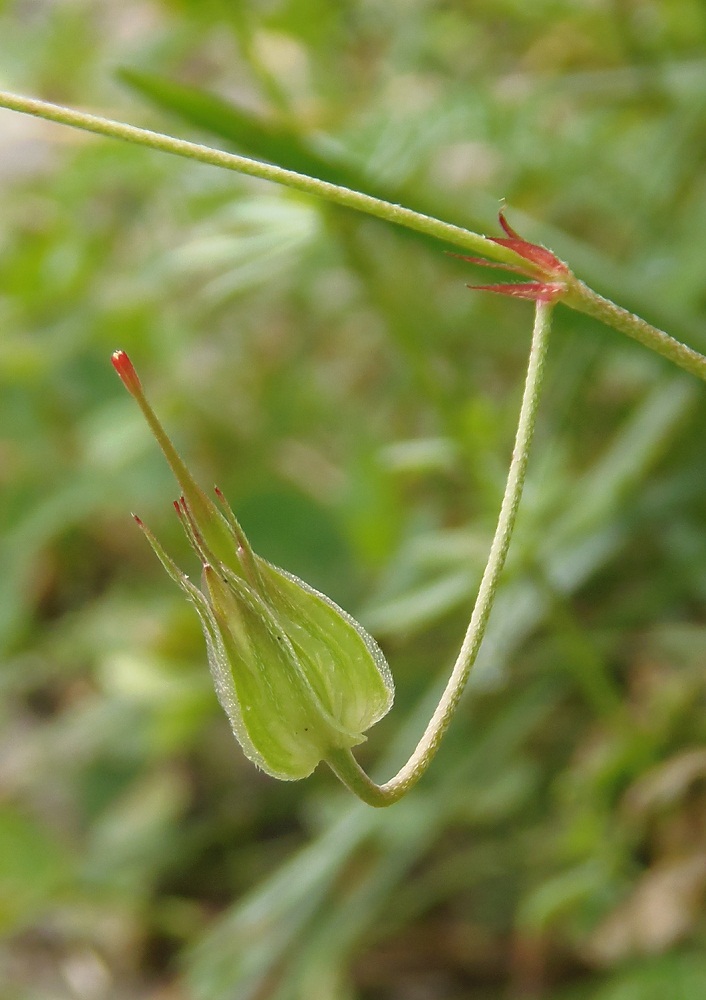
(456, 212, 569, 303)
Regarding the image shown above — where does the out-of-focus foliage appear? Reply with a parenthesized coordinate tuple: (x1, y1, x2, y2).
(2, 0, 706, 997)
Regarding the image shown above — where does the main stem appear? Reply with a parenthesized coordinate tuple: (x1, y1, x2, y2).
(2, 90, 705, 382)
(564, 278, 706, 383)
(326, 301, 554, 806)
(0, 89, 523, 267)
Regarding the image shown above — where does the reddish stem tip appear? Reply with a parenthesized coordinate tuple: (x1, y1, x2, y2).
(132, 514, 144, 527)
(111, 350, 142, 397)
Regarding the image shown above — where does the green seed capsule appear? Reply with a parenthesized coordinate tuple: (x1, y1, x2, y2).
(112, 351, 393, 780)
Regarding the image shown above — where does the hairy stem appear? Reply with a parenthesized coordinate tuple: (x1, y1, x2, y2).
(0, 89, 523, 266)
(326, 301, 554, 806)
(564, 278, 706, 383)
(2, 90, 705, 381)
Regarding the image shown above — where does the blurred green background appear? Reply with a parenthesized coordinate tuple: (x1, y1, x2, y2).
(2, 1, 706, 997)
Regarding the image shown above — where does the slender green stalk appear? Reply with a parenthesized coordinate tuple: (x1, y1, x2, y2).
(2, 90, 705, 382)
(0, 89, 522, 266)
(326, 301, 554, 806)
(564, 278, 706, 383)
